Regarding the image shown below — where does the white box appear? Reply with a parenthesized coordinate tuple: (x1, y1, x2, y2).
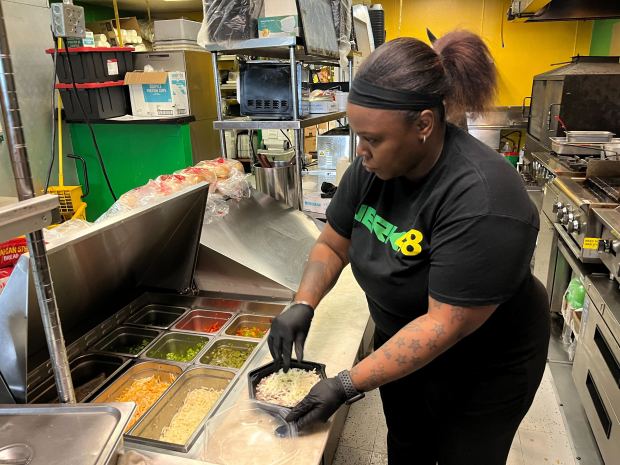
(264, 0, 298, 17)
(125, 71, 189, 117)
(303, 192, 331, 214)
(310, 99, 338, 114)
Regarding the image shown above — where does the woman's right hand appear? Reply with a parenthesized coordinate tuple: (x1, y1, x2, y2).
(268, 302, 314, 372)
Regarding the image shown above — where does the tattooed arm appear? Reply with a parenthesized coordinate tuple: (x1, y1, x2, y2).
(349, 297, 497, 392)
(294, 223, 350, 308)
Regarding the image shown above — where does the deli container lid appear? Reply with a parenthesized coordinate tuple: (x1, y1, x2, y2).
(203, 400, 299, 465)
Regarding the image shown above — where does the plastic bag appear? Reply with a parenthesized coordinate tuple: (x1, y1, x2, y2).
(198, 0, 264, 49)
(216, 169, 251, 199)
(565, 278, 585, 309)
(204, 193, 230, 224)
(196, 157, 244, 180)
(331, 0, 352, 68)
(44, 219, 92, 244)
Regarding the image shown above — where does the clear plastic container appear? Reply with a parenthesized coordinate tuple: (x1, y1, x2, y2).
(203, 400, 298, 465)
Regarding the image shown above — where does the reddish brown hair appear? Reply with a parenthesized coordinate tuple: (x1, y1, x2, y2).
(356, 30, 497, 121)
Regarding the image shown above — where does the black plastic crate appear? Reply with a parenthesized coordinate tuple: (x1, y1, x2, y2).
(46, 47, 134, 84)
(56, 81, 128, 121)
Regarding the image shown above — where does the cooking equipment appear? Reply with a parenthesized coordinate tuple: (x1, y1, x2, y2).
(224, 314, 273, 339)
(127, 366, 235, 453)
(0, 402, 134, 465)
(573, 274, 620, 465)
(592, 207, 620, 283)
(239, 61, 308, 119)
(125, 304, 187, 329)
(566, 131, 615, 143)
(526, 56, 620, 152)
(173, 309, 234, 335)
(28, 353, 128, 403)
(542, 176, 618, 262)
(91, 326, 161, 358)
(551, 137, 620, 155)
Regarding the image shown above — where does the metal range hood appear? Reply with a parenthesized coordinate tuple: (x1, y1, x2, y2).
(508, 0, 620, 22)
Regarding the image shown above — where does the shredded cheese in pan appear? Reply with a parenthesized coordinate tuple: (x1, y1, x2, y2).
(255, 368, 321, 408)
(115, 375, 174, 429)
(159, 387, 223, 444)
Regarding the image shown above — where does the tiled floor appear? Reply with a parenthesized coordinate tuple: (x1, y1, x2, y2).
(332, 366, 578, 465)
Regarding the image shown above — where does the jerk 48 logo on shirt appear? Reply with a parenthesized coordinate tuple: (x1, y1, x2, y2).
(354, 204, 423, 256)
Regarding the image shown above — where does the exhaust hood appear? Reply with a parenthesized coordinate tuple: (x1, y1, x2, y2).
(508, 0, 620, 22)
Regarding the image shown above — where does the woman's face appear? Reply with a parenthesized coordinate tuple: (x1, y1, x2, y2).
(347, 103, 429, 181)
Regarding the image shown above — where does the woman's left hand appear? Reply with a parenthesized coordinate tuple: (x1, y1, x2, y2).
(285, 377, 348, 430)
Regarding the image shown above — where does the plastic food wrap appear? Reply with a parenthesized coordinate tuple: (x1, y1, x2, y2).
(196, 158, 244, 180)
(204, 193, 230, 224)
(44, 219, 93, 243)
(198, 0, 264, 49)
(216, 169, 251, 199)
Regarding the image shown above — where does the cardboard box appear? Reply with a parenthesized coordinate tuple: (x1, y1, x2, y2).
(303, 192, 331, 214)
(258, 16, 300, 38)
(264, 0, 298, 17)
(87, 17, 144, 47)
(125, 71, 189, 117)
(305, 136, 317, 153)
(310, 100, 338, 114)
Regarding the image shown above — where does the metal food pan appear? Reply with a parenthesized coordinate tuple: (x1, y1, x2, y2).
(91, 361, 182, 431)
(91, 326, 161, 357)
(126, 304, 188, 329)
(224, 314, 273, 339)
(173, 309, 233, 335)
(197, 338, 258, 370)
(192, 298, 285, 317)
(28, 354, 128, 404)
(142, 332, 210, 364)
(0, 403, 135, 465)
(566, 131, 614, 143)
(127, 366, 235, 453)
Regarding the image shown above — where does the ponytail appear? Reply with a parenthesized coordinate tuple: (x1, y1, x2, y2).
(433, 30, 497, 118)
(355, 30, 497, 121)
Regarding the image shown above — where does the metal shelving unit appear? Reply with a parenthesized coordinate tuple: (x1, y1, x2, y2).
(0, 195, 60, 243)
(208, 36, 353, 210)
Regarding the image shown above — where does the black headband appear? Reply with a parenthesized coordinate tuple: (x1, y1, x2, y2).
(348, 77, 443, 111)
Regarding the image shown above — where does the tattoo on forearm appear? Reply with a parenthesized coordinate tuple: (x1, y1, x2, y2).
(450, 306, 466, 323)
(408, 339, 422, 353)
(432, 322, 445, 337)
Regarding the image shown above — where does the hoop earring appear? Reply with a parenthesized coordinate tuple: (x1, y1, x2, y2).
(422, 136, 427, 144)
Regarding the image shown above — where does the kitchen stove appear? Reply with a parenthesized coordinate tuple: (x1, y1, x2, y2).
(542, 176, 619, 263)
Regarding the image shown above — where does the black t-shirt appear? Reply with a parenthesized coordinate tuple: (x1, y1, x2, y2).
(327, 124, 547, 372)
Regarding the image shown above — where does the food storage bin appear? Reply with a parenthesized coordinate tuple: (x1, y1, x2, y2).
(225, 314, 273, 339)
(28, 353, 128, 403)
(91, 326, 160, 357)
(126, 304, 187, 329)
(173, 310, 233, 335)
(128, 367, 234, 452)
(143, 332, 209, 363)
(92, 361, 182, 431)
(198, 338, 258, 370)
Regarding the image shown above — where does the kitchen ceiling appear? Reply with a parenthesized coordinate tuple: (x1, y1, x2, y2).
(80, 0, 203, 14)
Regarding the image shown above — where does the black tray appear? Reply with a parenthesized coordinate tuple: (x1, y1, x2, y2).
(247, 360, 326, 415)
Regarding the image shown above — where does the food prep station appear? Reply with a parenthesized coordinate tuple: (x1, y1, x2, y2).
(0, 183, 372, 464)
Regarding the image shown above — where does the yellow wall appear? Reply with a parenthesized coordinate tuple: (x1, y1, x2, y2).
(382, 0, 592, 106)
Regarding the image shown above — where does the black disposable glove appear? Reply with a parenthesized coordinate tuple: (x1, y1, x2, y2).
(285, 377, 347, 431)
(268, 302, 314, 372)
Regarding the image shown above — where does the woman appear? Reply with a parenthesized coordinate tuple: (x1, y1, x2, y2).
(268, 30, 550, 465)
